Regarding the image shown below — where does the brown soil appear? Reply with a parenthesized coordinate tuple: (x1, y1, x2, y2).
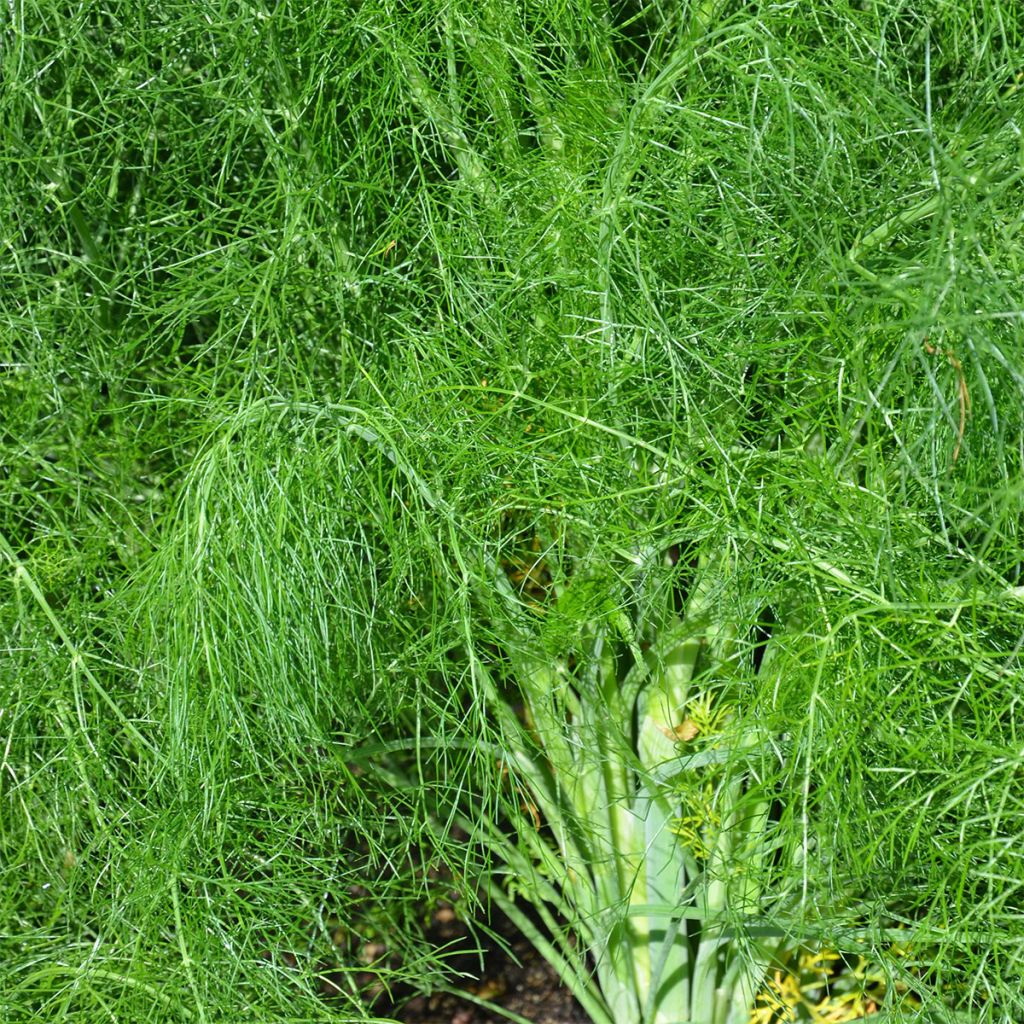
(390, 905, 590, 1024)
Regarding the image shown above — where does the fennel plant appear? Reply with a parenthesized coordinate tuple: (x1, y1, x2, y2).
(3, 1, 1023, 1023)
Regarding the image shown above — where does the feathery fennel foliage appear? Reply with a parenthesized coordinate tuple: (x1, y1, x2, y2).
(2, 1, 1024, 1022)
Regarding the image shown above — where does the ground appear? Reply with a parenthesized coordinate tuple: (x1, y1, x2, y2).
(392, 904, 589, 1024)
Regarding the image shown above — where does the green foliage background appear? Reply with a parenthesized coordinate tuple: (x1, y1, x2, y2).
(2, 1, 1023, 1021)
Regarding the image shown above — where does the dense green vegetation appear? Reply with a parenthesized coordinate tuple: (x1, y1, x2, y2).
(3, 1, 1023, 1021)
